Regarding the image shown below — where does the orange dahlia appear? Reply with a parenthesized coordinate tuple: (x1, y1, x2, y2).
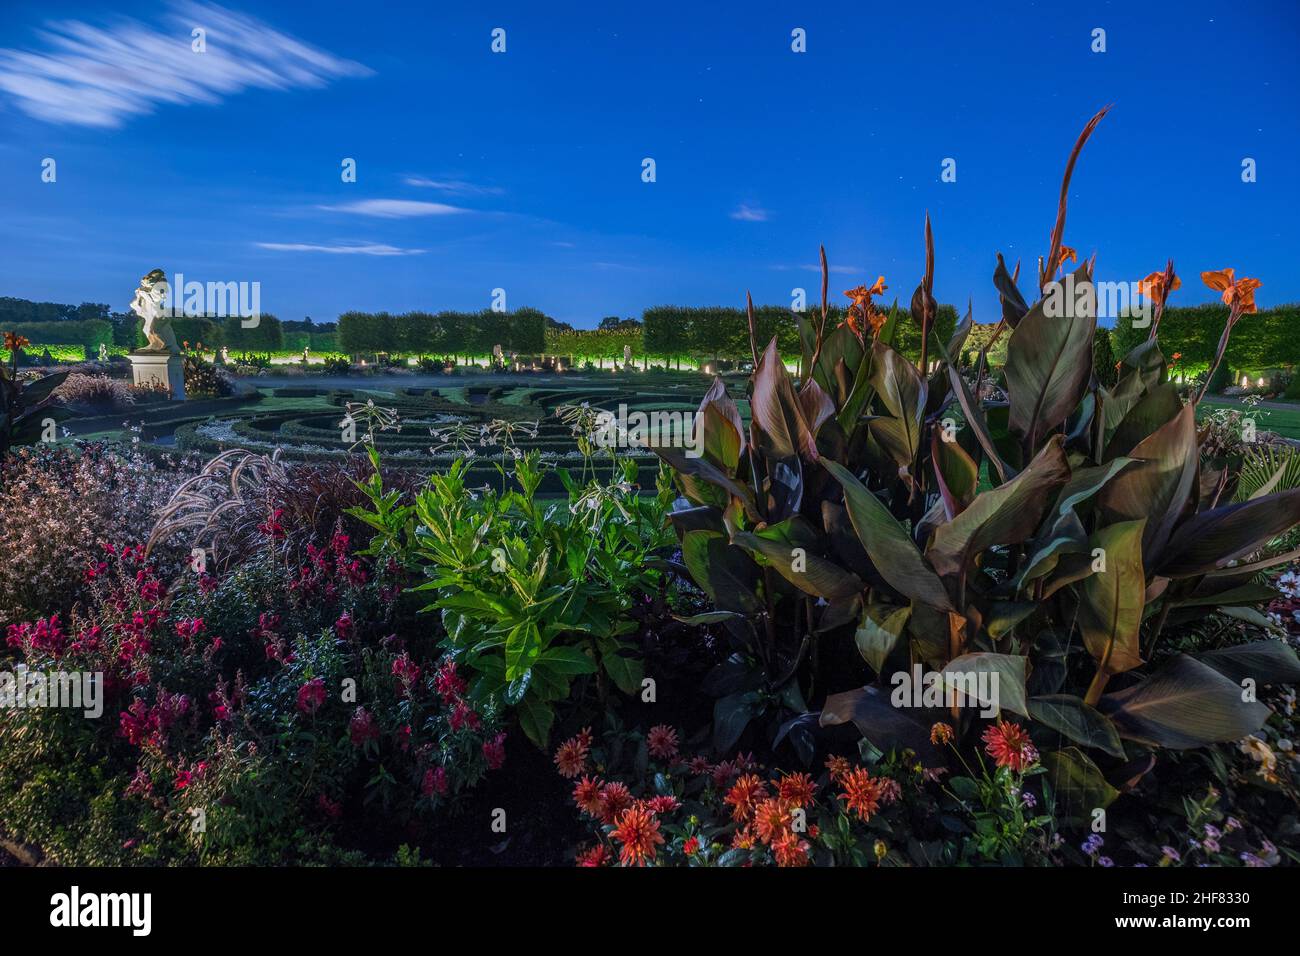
(553, 735, 589, 778)
(572, 775, 605, 818)
(771, 829, 812, 867)
(723, 774, 768, 822)
(731, 825, 757, 850)
(981, 720, 1039, 772)
(611, 805, 663, 867)
(930, 722, 955, 746)
(824, 755, 852, 783)
(776, 772, 817, 808)
(752, 797, 794, 844)
(839, 767, 882, 822)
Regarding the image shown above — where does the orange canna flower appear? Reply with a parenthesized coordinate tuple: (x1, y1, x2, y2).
(1138, 270, 1181, 299)
(3, 332, 31, 353)
(1201, 268, 1261, 314)
(843, 277, 887, 310)
(1060, 245, 1078, 266)
(843, 278, 888, 339)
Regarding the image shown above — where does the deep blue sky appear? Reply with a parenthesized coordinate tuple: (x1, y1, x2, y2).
(0, 0, 1296, 328)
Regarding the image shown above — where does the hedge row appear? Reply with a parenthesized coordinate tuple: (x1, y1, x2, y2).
(3, 319, 114, 352)
(1112, 302, 1300, 372)
(337, 309, 547, 357)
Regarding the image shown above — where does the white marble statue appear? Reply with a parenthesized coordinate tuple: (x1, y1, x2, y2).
(130, 269, 179, 353)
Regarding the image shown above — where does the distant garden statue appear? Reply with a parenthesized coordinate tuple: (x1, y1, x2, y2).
(131, 268, 179, 353)
(127, 268, 185, 399)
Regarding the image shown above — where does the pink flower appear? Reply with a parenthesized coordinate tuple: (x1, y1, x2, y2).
(391, 653, 421, 695)
(349, 707, 379, 747)
(646, 794, 681, 815)
(449, 699, 481, 732)
(422, 766, 448, 797)
(483, 732, 507, 770)
(297, 678, 326, 715)
(433, 660, 466, 702)
(174, 769, 193, 791)
(646, 724, 679, 761)
(334, 612, 355, 641)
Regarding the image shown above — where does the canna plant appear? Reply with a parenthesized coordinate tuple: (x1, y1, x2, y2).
(654, 107, 1300, 809)
(1, 331, 69, 463)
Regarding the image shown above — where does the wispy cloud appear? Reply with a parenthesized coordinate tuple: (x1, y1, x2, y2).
(255, 241, 425, 256)
(730, 203, 769, 222)
(317, 199, 468, 218)
(589, 261, 648, 273)
(769, 263, 858, 275)
(404, 176, 504, 197)
(0, 2, 370, 128)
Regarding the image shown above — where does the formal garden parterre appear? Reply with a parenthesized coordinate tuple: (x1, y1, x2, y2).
(2, 117, 1300, 869)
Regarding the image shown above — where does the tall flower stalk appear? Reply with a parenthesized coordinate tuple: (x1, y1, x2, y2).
(1195, 268, 1262, 405)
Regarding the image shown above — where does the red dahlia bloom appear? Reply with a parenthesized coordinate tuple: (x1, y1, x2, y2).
(645, 724, 679, 760)
(981, 720, 1039, 772)
(776, 772, 817, 808)
(572, 775, 605, 817)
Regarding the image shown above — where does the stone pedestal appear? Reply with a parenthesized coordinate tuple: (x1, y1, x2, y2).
(128, 350, 185, 400)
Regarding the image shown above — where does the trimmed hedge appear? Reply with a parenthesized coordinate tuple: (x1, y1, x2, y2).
(338, 309, 547, 358)
(1112, 301, 1300, 373)
(2, 319, 113, 352)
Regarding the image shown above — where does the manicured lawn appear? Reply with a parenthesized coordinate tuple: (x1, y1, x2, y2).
(1199, 398, 1300, 440)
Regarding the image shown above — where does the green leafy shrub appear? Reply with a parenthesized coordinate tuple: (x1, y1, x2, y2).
(352, 446, 677, 746)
